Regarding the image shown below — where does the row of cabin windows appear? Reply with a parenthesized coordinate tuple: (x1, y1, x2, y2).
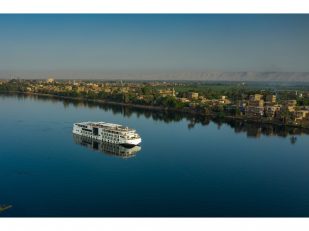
(102, 134, 120, 141)
(81, 130, 92, 135)
(80, 131, 119, 140)
(77, 124, 87, 128)
(104, 138, 120, 142)
(78, 130, 122, 141)
(102, 133, 121, 137)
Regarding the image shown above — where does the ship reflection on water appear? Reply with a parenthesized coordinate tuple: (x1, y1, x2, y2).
(73, 134, 141, 159)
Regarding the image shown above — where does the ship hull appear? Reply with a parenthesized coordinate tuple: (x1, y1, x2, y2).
(120, 138, 142, 146)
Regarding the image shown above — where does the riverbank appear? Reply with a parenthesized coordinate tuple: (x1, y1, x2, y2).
(1, 91, 309, 130)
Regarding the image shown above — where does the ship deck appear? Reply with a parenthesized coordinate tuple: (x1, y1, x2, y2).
(75, 121, 136, 132)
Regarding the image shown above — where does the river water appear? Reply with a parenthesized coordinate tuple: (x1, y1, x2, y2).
(1, 94, 309, 217)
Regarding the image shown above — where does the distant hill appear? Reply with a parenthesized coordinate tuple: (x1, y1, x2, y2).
(119, 72, 309, 82)
(1, 71, 309, 82)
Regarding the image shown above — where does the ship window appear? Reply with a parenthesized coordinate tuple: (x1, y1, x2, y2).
(82, 128, 92, 132)
(93, 127, 99, 136)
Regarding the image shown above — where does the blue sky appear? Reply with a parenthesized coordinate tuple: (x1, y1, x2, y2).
(0, 14, 309, 73)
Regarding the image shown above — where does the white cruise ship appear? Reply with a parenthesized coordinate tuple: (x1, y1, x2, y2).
(72, 121, 142, 146)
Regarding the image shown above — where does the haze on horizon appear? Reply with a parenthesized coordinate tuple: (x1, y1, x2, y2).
(0, 14, 309, 81)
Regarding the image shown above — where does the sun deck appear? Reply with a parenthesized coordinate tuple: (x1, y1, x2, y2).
(75, 121, 136, 132)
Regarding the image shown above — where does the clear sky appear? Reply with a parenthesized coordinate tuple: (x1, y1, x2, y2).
(0, 14, 309, 73)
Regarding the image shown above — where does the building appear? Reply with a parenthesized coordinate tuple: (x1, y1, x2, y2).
(158, 88, 176, 97)
(246, 106, 264, 117)
(46, 78, 55, 83)
(178, 98, 190, 103)
(249, 94, 263, 101)
(248, 93, 264, 108)
(305, 112, 309, 121)
(220, 96, 231, 105)
(248, 99, 264, 107)
(187, 92, 199, 100)
(76, 86, 86, 93)
(119, 87, 129, 93)
(293, 110, 309, 122)
(246, 94, 266, 117)
(200, 98, 209, 104)
(65, 86, 73, 91)
(266, 95, 276, 103)
(284, 100, 297, 106)
(103, 88, 112, 93)
(282, 100, 297, 112)
(236, 100, 247, 113)
(265, 105, 281, 117)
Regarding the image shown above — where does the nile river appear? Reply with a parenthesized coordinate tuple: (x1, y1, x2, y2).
(1, 94, 309, 217)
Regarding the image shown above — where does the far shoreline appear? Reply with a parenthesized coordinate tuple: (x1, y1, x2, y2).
(2, 90, 309, 130)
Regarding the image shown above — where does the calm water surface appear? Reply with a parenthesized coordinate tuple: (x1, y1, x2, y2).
(0, 94, 309, 217)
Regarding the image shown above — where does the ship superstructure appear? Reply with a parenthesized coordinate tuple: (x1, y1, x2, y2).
(72, 121, 141, 146)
